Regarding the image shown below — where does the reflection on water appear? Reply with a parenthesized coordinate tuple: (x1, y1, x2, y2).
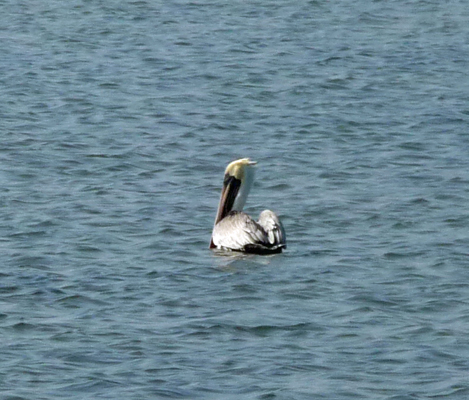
(211, 249, 279, 271)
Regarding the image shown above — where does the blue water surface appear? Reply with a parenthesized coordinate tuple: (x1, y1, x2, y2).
(1, 1, 469, 399)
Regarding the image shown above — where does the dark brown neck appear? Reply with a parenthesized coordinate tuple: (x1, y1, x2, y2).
(214, 174, 241, 224)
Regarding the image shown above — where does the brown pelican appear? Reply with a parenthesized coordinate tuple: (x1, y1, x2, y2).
(209, 158, 286, 254)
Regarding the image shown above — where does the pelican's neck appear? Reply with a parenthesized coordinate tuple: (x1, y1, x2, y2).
(210, 159, 256, 249)
(231, 166, 255, 212)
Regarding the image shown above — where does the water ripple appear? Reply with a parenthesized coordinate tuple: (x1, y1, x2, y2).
(2, 0, 469, 399)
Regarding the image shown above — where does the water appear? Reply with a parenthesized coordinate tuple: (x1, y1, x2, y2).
(2, 0, 469, 398)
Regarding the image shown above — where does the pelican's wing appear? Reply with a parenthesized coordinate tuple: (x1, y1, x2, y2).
(257, 210, 286, 249)
(212, 211, 285, 254)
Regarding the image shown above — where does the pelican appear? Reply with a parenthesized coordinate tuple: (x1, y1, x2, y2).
(210, 158, 286, 254)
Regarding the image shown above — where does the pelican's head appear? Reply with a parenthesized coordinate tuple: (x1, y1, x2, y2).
(214, 158, 257, 225)
(224, 158, 257, 181)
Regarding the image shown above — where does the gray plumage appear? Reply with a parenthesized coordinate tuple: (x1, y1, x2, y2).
(212, 210, 286, 254)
